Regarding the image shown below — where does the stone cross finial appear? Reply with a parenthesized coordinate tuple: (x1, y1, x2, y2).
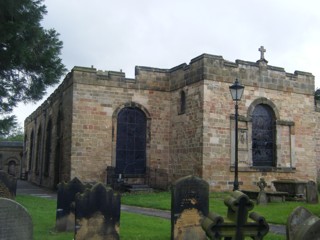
(258, 46, 266, 60)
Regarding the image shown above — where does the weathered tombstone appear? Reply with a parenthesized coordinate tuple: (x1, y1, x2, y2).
(171, 175, 209, 240)
(56, 177, 86, 231)
(75, 183, 121, 240)
(306, 181, 319, 204)
(202, 191, 269, 240)
(0, 170, 17, 199)
(286, 206, 320, 240)
(0, 197, 33, 240)
(272, 179, 307, 201)
(256, 178, 268, 205)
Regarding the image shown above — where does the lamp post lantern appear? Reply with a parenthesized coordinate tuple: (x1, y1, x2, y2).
(229, 79, 244, 191)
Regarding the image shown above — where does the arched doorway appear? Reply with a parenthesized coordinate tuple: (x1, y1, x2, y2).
(8, 160, 16, 176)
(252, 104, 276, 166)
(115, 107, 147, 175)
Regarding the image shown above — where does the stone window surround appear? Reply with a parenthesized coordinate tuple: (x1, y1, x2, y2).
(111, 101, 151, 169)
(230, 97, 295, 173)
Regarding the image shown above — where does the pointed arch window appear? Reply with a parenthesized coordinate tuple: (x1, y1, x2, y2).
(252, 104, 276, 167)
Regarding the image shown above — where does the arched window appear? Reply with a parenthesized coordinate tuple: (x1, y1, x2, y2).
(54, 110, 63, 188)
(44, 119, 52, 176)
(115, 107, 147, 175)
(35, 125, 42, 174)
(28, 130, 34, 171)
(8, 160, 16, 176)
(179, 90, 186, 114)
(252, 104, 276, 167)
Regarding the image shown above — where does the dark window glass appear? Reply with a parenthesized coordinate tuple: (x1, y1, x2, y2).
(115, 107, 146, 175)
(180, 91, 186, 114)
(252, 104, 276, 167)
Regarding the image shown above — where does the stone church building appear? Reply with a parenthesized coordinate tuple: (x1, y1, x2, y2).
(23, 47, 320, 191)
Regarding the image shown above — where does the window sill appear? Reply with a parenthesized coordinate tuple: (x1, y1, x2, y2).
(230, 166, 296, 173)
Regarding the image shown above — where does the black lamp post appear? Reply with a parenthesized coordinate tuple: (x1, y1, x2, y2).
(229, 79, 244, 191)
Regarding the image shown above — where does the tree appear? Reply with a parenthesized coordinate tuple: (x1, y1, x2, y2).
(0, 124, 23, 141)
(0, 0, 66, 136)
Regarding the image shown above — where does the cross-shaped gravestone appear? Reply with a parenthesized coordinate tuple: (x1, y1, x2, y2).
(257, 178, 268, 205)
(202, 191, 269, 240)
(258, 46, 266, 60)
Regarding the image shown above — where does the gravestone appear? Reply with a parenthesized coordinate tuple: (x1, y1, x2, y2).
(75, 183, 121, 240)
(256, 178, 268, 205)
(56, 177, 87, 231)
(0, 170, 17, 199)
(0, 197, 33, 240)
(286, 206, 320, 240)
(171, 175, 209, 240)
(202, 191, 269, 240)
(306, 181, 318, 204)
(272, 179, 307, 201)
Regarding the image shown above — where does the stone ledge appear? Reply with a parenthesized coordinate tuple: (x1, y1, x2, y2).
(230, 166, 296, 173)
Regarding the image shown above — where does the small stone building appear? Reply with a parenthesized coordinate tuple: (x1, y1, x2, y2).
(0, 141, 23, 177)
(23, 48, 320, 191)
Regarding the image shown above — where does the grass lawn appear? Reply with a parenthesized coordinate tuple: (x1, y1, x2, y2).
(121, 191, 320, 225)
(16, 191, 319, 239)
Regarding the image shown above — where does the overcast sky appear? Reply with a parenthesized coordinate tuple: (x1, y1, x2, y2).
(14, 0, 320, 126)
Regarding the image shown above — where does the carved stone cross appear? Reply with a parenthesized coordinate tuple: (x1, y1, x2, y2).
(202, 191, 269, 240)
(258, 46, 266, 60)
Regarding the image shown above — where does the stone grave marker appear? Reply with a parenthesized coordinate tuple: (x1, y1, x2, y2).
(171, 175, 209, 240)
(75, 183, 121, 240)
(202, 191, 269, 239)
(256, 178, 268, 205)
(56, 177, 87, 231)
(287, 206, 320, 240)
(0, 170, 17, 199)
(0, 197, 33, 240)
(306, 180, 318, 204)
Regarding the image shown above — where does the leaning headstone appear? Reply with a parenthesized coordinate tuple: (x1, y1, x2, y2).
(75, 183, 121, 240)
(0, 170, 17, 199)
(256, 178, 268, 205)
(202, 191, 269, 239)
(0, 197, 33, 240)
(286, 206, 320, 240)
(171, 175, 209, 240)
(306, 181, 318, 204)
(56, 177, 86, 231)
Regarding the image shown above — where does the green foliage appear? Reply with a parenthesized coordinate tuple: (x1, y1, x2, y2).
(0, 122, 23, 140)
(0, 0, 66, 134)
(0, 115, 17, 136)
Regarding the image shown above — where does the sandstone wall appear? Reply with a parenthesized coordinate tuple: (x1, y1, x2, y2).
(23, 53, 319, 191)
(24, 74, 73, 188)
(70, 67, 171, 184)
